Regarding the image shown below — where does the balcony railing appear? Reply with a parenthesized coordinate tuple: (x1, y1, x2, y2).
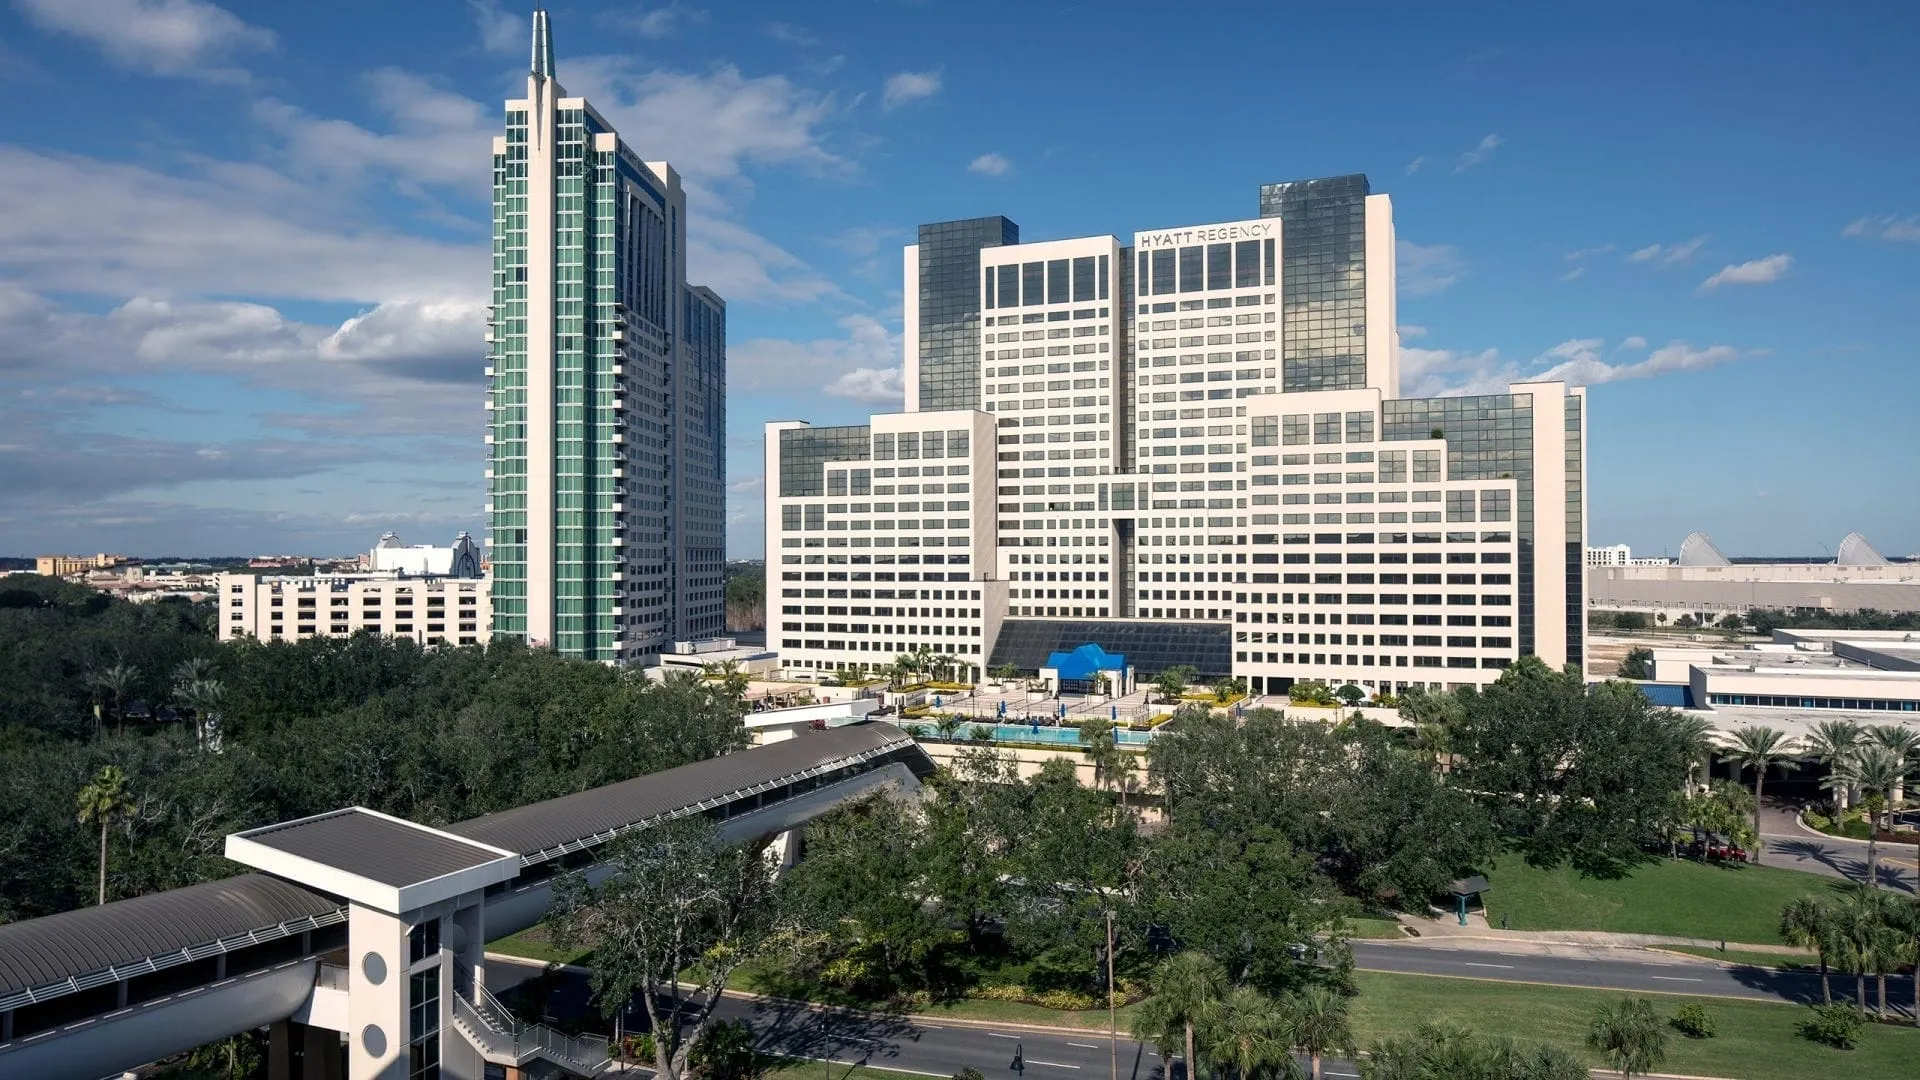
(449, 982, 611, 1075)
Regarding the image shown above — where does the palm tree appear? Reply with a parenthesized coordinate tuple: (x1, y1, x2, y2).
(1664, 713, 1715, 797)
(1830, 890, 1879, 1015)
(87, 662, 140, 735)
(1779, 895, 1837, 1002)
(1883, 893, 1920, 1022)
(1284, 986, 1354, 1080)
(934, 714, 965, 743)
(76, 765, 135, 905)
(1129, 994, 1184, 1080)
(1201, 987, 1292, 1080)
(1868, 724, 1920, 803)
(1849, 745, 1906, 888)
(172, 654, 215, 689)
(1804, 719, 1864, 809)
(174, 678, 227, 750)
(1584, 997, 1666, 1080)
(1722, 726, 1791, 864)
(1145, 952, 1228, 1080)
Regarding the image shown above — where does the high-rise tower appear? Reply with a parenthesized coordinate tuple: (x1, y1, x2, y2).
(486, 9, 725, 662)
(903, 216, 1020, 412)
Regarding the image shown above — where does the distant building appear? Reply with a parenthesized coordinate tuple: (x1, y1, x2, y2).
(35, 553, 126, 577)
(1587, 543, 1671, 567)
(1641, 629, 1920, 737)
(369, 531, 484, 578)
(1590, 531, 1919, 619)
(218, 573, 490, 646)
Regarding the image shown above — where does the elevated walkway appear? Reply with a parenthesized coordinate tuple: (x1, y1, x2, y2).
(0, 723, 932, 1080)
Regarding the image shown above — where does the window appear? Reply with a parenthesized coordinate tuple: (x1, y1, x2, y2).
(1179, 246, 1204, 292)
(1313, 412, 1342, 445)
(409, 920, 441, 965)
(1235, 239, 1261, 287)
(1206, 243, 1232, 290)
(1150, 249, 1175, 294)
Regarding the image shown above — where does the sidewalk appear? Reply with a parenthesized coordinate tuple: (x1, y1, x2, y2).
(1387, 911, 1809, 957)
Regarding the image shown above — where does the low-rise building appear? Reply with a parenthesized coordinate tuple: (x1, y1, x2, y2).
(1591, 531, 1919, 620)
(218, 572, 490, 646)
(1643, 630, 1920, 737)
(35, 553, 126, 577)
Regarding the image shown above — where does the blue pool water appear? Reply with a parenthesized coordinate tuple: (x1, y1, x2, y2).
(892, 720, 1155, 746)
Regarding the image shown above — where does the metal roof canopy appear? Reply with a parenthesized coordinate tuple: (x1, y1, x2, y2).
(445, 722, 919, 861)
(226, 807, 520, 915)
(0, 724, 925, 1011)
(0, 875, 344, 1007)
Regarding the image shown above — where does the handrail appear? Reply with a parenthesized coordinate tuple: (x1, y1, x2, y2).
(453, 984, 611, 1073)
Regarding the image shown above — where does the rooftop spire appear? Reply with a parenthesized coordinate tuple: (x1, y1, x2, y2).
(531, 7, 555, 79)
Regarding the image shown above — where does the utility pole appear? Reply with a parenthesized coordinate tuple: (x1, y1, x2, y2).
(1106, 908, 1118, 1080)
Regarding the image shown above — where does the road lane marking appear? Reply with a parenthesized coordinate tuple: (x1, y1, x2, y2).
(1067, 1042, 1101, 1049)
(987, 1032, 1021, 1039)
(1462, 962, 1515, 969)
(1650, 976, 1704, 982)
(834, 1036, 887, 1046)
(1027, 1060, 1081, 1069)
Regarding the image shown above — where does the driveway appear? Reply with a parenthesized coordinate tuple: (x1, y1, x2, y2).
(1759, 797, 1917, 893)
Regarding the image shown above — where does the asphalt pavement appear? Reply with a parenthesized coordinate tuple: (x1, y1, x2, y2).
(1759, 798, 1918, 893)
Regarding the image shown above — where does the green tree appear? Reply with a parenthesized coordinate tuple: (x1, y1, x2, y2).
(1335, 683, 1365, 708)
(1721, 725, 1791, 865)
(1448, 660, 1688, 875)
(1154, 666, 1196, 704)
(1845, 745, 1906, 887)
(87, 661, 140, 735)
(1867, 724, 1919, 803)
(76, 765, 136, 905)
(1612, 611, 1650, 631)
(992, 663, 1023, 684)
(1780, 895, 1838, 1003)
(1079, 716, 1133, 810)
(1617, 648, 1654, 680)
(1585, 997, 1667, 1079)
(1665, 712, 1714, 797)
(785, 794, 950, 989)
(1201, 986, 1294, 1080)
(1804, 719, 1864, 810)
(1882, 892, 1920, 1022)
(174, 678, 227, 750)
(1285, 985, 1354, 1080)
(934, 714, 965, 743)
(1133, 952, 1229, 1080)
(548, 816, 780, 1080)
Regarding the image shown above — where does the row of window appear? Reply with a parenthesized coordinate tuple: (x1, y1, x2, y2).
(1237, 651, 1510, 670)
(1706, 694, 1920, 712)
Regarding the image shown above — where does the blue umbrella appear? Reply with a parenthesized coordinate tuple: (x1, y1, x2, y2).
(998, 699, 1007, 718)
(934, 695, 942, 708)
(1111, 704, 1118, 721)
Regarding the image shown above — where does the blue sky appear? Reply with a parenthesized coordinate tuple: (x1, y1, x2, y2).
(1, 1, 1915, 560)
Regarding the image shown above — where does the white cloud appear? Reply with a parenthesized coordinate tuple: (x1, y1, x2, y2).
(1626, 236, 1708, 265)
(253, 68, 494, 196)
(317, 298, 489, 383)
(1397, 240, 1465, 296)
(14, 0, 274, 79)
(1697, 253, 1792, 293)
(0, 147, 480, 303)
(1452, 133, 1502, 174)
(562, 60, 846, 184)
(1564, 243, 1615, 262)
(1618, 336, 1647, 351)
(1561, 267, 1586, 281)
(968, 152, 1012, 177)
(729, 315, 899, 400)
(602, 4, 707, 38)
(468, 0, 522, 53)
(1397, 324, 1428, 340)
(1534, 339, 1745, 384)
(1404, 156, 1427, 174)
(1399, 336, 1748, 397)
(1842, 215, 1920, 243)
(687, 214, 850, 305)
(882, 70, 942, 110)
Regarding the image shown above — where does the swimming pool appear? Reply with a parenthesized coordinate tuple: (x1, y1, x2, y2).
(890, 720, 1155, 746)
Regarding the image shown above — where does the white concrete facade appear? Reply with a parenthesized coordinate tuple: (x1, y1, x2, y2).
(218, 572, 490, 646)
(980, 235, 1126, 618)
(762, 177, 1588, 692)
(765, 411, 1006, 681)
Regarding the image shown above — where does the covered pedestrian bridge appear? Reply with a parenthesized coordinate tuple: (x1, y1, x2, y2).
(0, 723, 932, 1080)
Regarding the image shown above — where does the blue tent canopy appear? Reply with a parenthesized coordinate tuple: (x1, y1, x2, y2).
(1045, 643, 1127, 681)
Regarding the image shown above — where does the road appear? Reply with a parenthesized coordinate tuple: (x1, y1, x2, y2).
(487, 939, 1913, 1078)
(1760, 798, 1918, 893)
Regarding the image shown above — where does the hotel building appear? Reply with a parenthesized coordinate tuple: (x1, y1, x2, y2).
(766, 175, 1586, 693)
(485, 10, 725, 664)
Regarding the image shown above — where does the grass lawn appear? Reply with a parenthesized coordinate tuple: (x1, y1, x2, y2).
(488, 923, 593, 966)
(730, 965, 1141, 1032)
(1482, 856, 1840, 945)
(1352, 970, 1920, 1080)
(1656, 945, 1817, 971)
(1346, 917, 1406, 940)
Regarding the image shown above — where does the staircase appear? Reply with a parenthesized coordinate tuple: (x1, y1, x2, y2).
(449, 981, 613, 1076)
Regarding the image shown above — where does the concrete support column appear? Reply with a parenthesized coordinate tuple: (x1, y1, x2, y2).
(270, 1019, 294, 1080)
